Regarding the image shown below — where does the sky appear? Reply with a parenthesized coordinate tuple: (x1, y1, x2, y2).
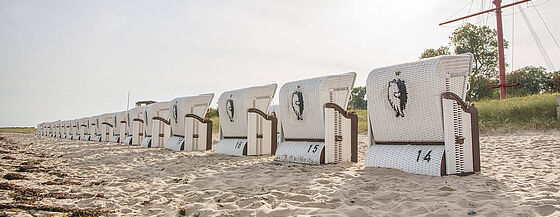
(1, 0, 559, 127)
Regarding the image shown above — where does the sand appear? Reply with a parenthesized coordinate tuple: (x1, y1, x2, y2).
(0, 132, 558, 216)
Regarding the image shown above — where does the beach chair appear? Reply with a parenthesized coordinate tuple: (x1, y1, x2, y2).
(63, 121, 70, 139)
(88, 116, 101, 141)
(36, 123, 43, 136)
(80, 118, 90, 141)
(100, 113, 114, 142)
(274, 72, 358, 164)
(72, 119, 80, 140)
(69, 120, 77, 140)
(50, 122, 55, 137)
(89, 116, 101, 142)
(125, 106, 146, 145)
(215, 84, 278, 156)
(364, 54, 480, 176)
(53, 121, 60, 138)
(111, 111, 127, 143)
(165, 94, 214, 151)
(141, 101, 171, 148)
(35, 123, 40, 135)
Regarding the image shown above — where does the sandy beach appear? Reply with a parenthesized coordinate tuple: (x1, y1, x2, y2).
(0, 132, 558, 216)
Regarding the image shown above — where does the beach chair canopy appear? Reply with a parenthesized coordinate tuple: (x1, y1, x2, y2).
(215, 84, 277, 156)
(165, 94, 214, 151)
(364, 54, 480, 176)
(275, 72, 358, 164)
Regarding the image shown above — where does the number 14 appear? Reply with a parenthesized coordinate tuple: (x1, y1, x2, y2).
(416, 150, 432, 162)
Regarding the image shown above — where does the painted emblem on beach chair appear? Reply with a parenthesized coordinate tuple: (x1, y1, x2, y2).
(215, 84, 278, 156)
(165, 94, 214, 151)
(364, 54, 481, 176)
(274, 72, 358, 164)
(291, 90, 304, 120)
(387, 74, 408, 117)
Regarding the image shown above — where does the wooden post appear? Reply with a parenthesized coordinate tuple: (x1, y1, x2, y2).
(557, 95, 560, 120)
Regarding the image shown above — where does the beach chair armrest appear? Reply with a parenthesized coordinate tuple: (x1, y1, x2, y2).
(324, 103, 358, 163)
(247, 108, 278, 155)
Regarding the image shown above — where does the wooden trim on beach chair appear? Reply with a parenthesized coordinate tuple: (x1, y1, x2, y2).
(247, 108, 278, 156)
(185, 114, 213, 151)
(152, 117, 170, 125)
(442, 92, 481, 173)
(324, 103, 359, 163)
(132, 118, 144, 123)
(101, 122, 114, 128)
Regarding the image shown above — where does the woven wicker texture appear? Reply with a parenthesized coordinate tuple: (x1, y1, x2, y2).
(365, 145, 445, 176)
(366, 54, 472, 142)
(218, 84, 277, 138)
(168, 94, 214, 137)
(279, 72, 355, 140)
(215, 139, 248, 156)
(275, 141, 325, 164)
(165, 136, 184, 151)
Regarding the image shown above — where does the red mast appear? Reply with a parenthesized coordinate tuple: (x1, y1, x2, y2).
(440, 0, 529, 99)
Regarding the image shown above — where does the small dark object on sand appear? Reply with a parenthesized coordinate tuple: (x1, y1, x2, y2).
(2, 156, 16, 160)
(177, 208, 186, 216)
(3, 173, 26, 180)
(468, 210, 477, 215)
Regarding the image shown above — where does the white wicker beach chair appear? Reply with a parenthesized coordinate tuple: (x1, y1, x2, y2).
(111, 111, 127, 143)
(53, 121, 60, 138)
(88, 116, 100, 141)
(35, 123, 41, 135)
(214, 84, 278, 156)
(63, 121, 71, 139)
(71, 120, 79, 140)
(165, 94, 214, 151)
(125, 106, 146, 145)
(141, 101, 171, 148)
(38, 122, 45, 136)
(95, 116, 104, 142)
(150, 103, 172, 148)
(364, 54, 480, 176)
(79, 118, 90, 141)
(50, 122, 55, 137)
(69, 120, 77, 140)
(99, 113, 114, 142)
(274, 72, 358, 164)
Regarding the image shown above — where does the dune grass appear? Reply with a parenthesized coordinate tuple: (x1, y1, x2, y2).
(351, 94, 560, 134)
(0, 127, 36, 133)
(476, 93, 559, 133)
(210, 116, 220, 134)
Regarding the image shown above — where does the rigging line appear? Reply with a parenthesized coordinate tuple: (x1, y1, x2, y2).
(443, 0, 474, 23)
(531, 1, 560, 51)
(511, 1, 515, 72)
(518, 5, 556, 71)
(531, 0, 552, 7)
(484, 0, 492, 26)
(466, 0, 474, 25)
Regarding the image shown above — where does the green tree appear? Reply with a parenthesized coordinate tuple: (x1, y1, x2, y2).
(419, 46, 451, 59)
(506, 66, 554, 97)
(207, 108, 219, 118)
(349, 86, 367, 110)
(451, 23, 508, 78)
